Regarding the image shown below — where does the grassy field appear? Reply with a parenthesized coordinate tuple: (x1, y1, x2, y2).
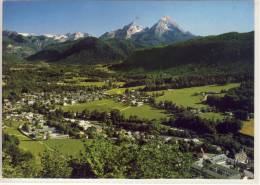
(95, 64, 115, 73)
(240, 119, 254, 137)
(62, 99, 168, 120)
(105, 86, 145, 95)
(62, 99, 126, 112)
(146, 83, 239, 120)
(149, 83, 240, 109)
(3, 120, 86, 163)
(121, 104, 168, 120)
(42, 139, 86, 156)
(59, 76, 125, 87)
(57, 81, 105, 87)
(199, 112, 225, 121)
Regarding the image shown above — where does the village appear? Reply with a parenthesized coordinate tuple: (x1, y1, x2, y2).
(2, 86, 255, 179)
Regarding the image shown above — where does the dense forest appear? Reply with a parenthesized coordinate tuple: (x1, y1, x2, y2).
(115, 32, 254, 70)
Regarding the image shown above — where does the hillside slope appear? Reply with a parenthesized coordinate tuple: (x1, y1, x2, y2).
(3, 30, 59, 59)
(114, 32, 254, 70)
(27, 37, 137, 64)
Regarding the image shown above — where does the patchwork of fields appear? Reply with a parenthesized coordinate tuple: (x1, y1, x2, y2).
(3, 82, 253, 168)
(61, 83, 240, 121)
(62, 99, 168, 120)
(146, 83, 240, 120)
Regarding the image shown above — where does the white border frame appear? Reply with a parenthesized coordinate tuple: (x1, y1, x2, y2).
(0, 0, 259, 184)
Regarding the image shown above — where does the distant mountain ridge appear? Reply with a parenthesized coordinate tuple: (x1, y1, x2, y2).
(101, 16, 196, 46)
(2, 30, 91, 62)
(3, 30, 59, 59)
(43, 32, 90, 42)
(26, 37, 137, 64)
(3, 17, 253, 69)
(3, 16, 196, 61)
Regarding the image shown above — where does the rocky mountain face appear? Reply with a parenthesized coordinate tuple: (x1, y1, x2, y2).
(44, 32, 90, 42)
(3, 30, 90, 59)
(101, 22, 144, 40)
(101, 16, 195, 46)
(3, 30, 58, 58)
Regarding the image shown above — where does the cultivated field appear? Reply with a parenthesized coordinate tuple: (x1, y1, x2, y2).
(240, 119, 254, 137)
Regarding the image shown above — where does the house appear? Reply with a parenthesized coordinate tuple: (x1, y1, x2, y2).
(192, 138, 202, 145)
(78, 120, 91, 130)
(235, 150, 248, 164)
(192, 163, 241, 179)
(131, 100, 137, 106)
(208, 154, 228, 165)
(28, 100, 35, 106)
(192, 157, 241, 179)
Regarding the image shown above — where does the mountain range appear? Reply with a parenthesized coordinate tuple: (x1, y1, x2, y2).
(2, 30, 90, 60)
(3, 16, 195, 57)
(101, 16, 195, 46)
(2, 16, 254, 71)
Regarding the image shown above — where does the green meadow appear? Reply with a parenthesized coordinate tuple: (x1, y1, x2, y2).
(199, 112, 225, 121)
(148, 83, 240, 109)
(62, 99, 168, 120)
(3, 120, 86, 163)
(105, 85, 145, 95)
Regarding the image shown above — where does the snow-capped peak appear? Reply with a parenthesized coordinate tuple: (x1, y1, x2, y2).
(160, 16, 171, 22)
(66, 32, 89, 40)
(125, 22, 144, 38)
(41, 32, 89, 42)
(153, 16, 185, 34)
(101, 21, 145, 39)
(18, 32, 35, 37)
(43, 34, 57, 38)
(43, 34, 68, 42)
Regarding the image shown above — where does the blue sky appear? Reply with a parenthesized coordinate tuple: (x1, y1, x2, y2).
(3, 0, 254, 37)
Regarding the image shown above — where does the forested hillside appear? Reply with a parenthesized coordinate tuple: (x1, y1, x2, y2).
(115, 32, 254, 70)
(27, 37, 137, 64)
